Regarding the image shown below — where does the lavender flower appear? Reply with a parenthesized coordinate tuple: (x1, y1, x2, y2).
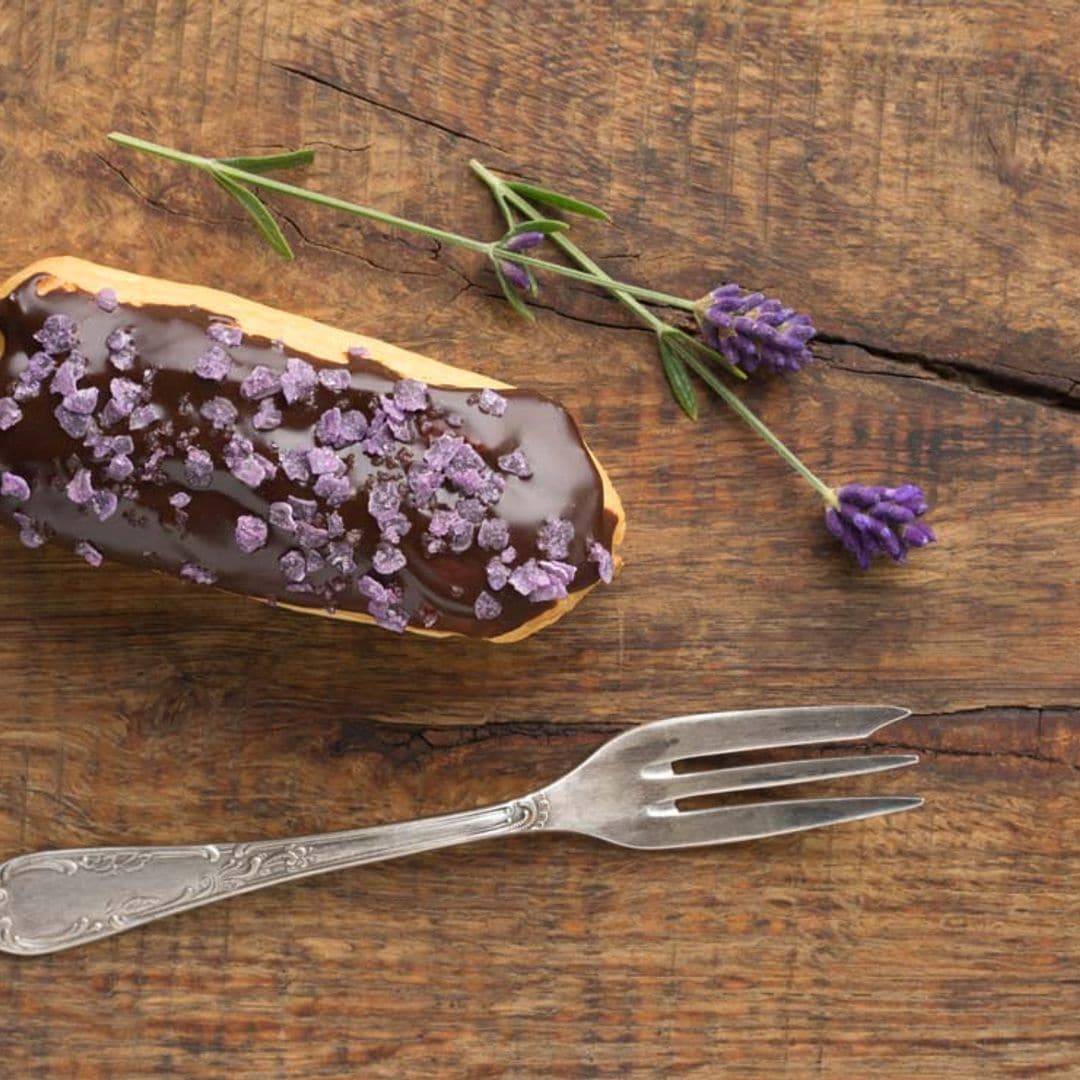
(825, 483, 937, 570)
(696, 284, 815, 375)
(499, 231, 544, 291)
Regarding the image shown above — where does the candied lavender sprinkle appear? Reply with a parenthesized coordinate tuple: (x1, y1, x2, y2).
(106, 455, 134, 481)
(231, 455, 269, 488)
(696, 284, 816, 375)
(477, 518, 510, 551)
(91, 491, 118, 522)
(497, 449, 532, 478)
(372, 542, 407, 575)
(194, 345, 231, 381)
(235, 514, 269, 554)
(393, 379, 428, 412)
(486, 557, 511, 591)
(184, 447, 214, 488)
(50, 355, 85, 397)
(509, 558, 577, 602)
(169, 492, 191, 509)
(0, 397, 23, 430)
(318, 368, 351, 392)
(34, 313, 78, 354)
(826, 483, 937, 570)
(474, 591, 503, 620)
(347, 344, 371, 360)
(279, 448, 311, 483)
(180, 563, 217, 586)
(95, 288, 118, 313)
(62, 387, 98, 415)
(129, 403, 162, 431)
(199, 397, 237, 430)
(587, 540, 615, 584)
(74, 540, 103, 567)
(279, 550, 307, 583)
(240, 365, 281, 400)
(207, 322, 243, 348)
(1, 472, 30, 501)
(314, 474, 351, 505)
(14, 512, 45, 548)
(252, 399, 282, 431)
(109, 377, 142, 418)
(307, 446, 345, 476)
(55, 405, 92, 439)
(66, 468, 95, 505)
(537, 517, 574, 560)
(281, 357, 317, 403)
(477, 388, 507, 417)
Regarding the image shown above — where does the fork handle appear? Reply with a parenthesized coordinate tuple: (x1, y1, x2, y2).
(0, 795, 550, 956)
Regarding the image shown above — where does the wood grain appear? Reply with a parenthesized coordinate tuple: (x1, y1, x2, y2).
(0, 1, 1076, 1077)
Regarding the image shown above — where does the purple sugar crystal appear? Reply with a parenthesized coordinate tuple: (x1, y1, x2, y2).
(477, 517, 510, 551)
(501, 545, 517, 564)
(1, 472, 30, 501)
(281, 357, 317, 404)
(367, 480, 401, 522)
(108, 347, 136, 372)
(240, 365, 281, 401)
(279, 447, 311, 484)
(307, 446, 345, 476)
(497, 449, 532, 478)
(34, 313, 78, 354)
(180, 563, 217, 586)
(587, 540, 615, 584)
(169, 492, 191, 509)
(106, 455, 134, 481)
(26, 352, 56, 381)
(372, 542, 407, 575)
(252, 399, 282, 431)
(13, 512, 45, 548)
(128, 403, 162, 431)
(95, 288, 118, 313)
(184, 447, 214, 488)
(54, 405, 92, 439)
(358, 574, 393, 604)
(295, 520, 329, 550)
(825, 483, 937, 570)
(537, 517, 574, 560)
(279, 549, 307, 584)
(378, 511, 410, 543)
(90, 490, 118, 521)
(393, 379, 428, 413)
(313, 474, 351, 505)
(66, 468, 95, 505)
(486, 557, 511, 592)
(327, 539, 357, 575)
(0, 397, 23, 430)
(318, 368, 351, 392)
(696, 284, 816, 375)
(326, 512, 345, 538)
(108, 377, 142, 418)
(235, 514, 268, 553)
(509, 558, 576, 602)
(269, 502, 297, 532)
(223, 434, 254, 469)
(50, 355, 86, 397)
(62, 387, 99, 416)
(474, 591, 503, 621)
(75, 540, 103, 567)
(106, 328, 132, 352)
(407, 463, 441, 504)
(424, 434, 464, 471)
(207, 322, 243, 348)
(194, 345, 231, 381)
(477, 388, 507, 417)
(287, 495, 317, 521)
(199, 397, 237, 430)
(347, 344, 371, 361)
(231, 455, 269, 488)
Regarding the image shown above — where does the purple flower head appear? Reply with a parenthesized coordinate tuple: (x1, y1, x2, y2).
(505, 231, 545, 253)
(499, 261, 531, 291)
(825, 483, 937, 570)
(696, 284, 815, 375)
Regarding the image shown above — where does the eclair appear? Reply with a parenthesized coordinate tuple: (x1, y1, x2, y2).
(0, 257, 624, 641)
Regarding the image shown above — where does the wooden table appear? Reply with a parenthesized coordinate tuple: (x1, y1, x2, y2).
(1, 2, 1077, 1076)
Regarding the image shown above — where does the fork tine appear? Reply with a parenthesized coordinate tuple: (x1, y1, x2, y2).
(639, 705, 910, 775)
(631, 796, 923, 849)
(655, 753, 919, 803)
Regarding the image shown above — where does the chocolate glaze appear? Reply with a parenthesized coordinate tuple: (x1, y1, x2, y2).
(0, 274, 616, 638)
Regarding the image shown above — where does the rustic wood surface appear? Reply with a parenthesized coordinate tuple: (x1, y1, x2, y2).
(0, 1, 1077, 1076)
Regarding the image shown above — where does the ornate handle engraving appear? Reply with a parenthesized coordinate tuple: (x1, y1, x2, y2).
(0, 796, 549, 955)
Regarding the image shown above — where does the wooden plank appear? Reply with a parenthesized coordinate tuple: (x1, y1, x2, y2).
(0, 0, 1076, 1077)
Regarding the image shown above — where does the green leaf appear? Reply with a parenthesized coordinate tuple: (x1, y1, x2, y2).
(212, 173, 294, 259)
(503, 218, 569, 238)
(505, 181, 610, 221)
(659, 337, 699, 420)
(216, 149, 315, 173)
(493, 261, 535, 321)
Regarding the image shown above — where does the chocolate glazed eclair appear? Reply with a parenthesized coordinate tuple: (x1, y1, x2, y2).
(0, 258, 624, 642)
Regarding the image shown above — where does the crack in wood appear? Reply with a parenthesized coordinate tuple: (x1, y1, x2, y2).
(269, 61, 509, 155)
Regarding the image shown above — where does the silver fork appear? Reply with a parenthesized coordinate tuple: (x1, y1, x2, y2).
(0, 705, 919, 956)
